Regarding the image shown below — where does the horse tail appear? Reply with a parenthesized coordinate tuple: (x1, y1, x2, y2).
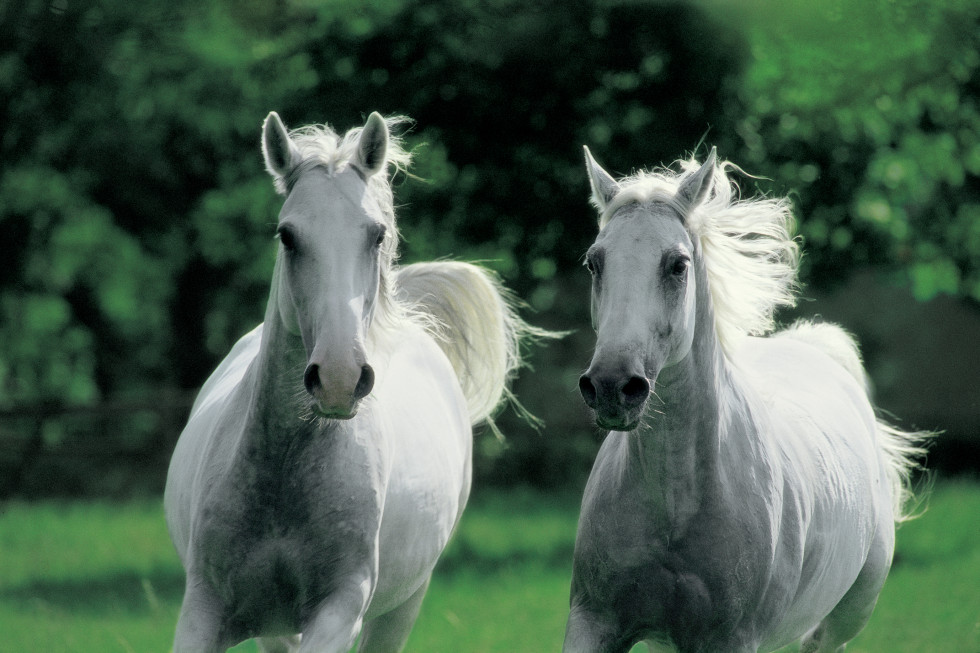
(778, 320, 930, 522)
(394, 261, 556, 431)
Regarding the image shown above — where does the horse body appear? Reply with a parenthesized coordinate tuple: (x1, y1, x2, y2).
(740, 334, 896, 651)
(565, 148, 921, 653)
(165, 112, 527, 652)
(168, 316, 469, 649)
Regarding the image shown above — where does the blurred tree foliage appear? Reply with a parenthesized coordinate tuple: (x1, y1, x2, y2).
(1, 0, 977, 492)
(721, 0, 980, 301)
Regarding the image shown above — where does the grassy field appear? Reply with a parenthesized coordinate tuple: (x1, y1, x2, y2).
(1, 480, 977, 652)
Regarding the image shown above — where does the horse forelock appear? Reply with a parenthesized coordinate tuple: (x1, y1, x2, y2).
(597, 155, 801, 355)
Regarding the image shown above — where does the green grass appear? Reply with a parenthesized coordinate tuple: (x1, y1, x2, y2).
(844, 480, 980, 652)
(0, 480, 977, 652)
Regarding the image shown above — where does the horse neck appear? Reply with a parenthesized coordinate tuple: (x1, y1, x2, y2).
(628, 247, 735, 530)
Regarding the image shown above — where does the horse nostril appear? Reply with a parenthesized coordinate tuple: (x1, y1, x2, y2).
(621, 376, 650, 407)
(579, 374, 598, 408)
(354, 364, 375, 401)
(304, 364, 321, 395)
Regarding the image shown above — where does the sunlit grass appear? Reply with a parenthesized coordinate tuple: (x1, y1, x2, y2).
(0, 480, 976, 652)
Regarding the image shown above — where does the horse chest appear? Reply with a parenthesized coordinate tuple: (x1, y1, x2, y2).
(575, 466, 766, 647)
(579, 534, 763, 652)
(192, 439, 383, 633)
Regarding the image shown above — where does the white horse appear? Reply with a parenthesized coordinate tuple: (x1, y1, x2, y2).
(165, 111, 534, 652)
(564, 146, 925, 653)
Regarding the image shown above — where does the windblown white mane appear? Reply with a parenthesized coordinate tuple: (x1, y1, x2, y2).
(598, 156, 801, 353)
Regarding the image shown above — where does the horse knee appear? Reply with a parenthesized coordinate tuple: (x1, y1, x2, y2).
(173, 581, 228, 653)
(298, 577, 375, 653)
(563, 608, 624, 653)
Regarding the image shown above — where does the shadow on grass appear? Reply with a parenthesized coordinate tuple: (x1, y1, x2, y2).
(2, 546, 576, 615)
(435, 486, 581, 575)
(0, 567, 185, 615)
(436, 539, 575, 575)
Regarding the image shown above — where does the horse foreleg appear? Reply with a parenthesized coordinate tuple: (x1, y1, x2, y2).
(298, 575, 375, 653)
(563, 606, 630, 653)
(357, 577, 430, 653)
(173, 576, 229, 653)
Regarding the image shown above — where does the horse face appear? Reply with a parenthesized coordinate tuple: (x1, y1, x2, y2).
(263, 112, 390, 419)
(579, 205, 698, 431)
(577, 147, 714, 431)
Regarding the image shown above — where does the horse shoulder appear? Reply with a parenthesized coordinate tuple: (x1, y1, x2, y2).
(375, 324, 471, 450)
(165, 325, 263, 558)
(366, 325, 472, 615)
(188, 324, 264, 419)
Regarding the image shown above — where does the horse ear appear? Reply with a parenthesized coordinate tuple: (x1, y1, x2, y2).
(675, 146, 717, 210)
(262, 111, 300, 179)
(584, 146, 620, 212)
(354, 111, 389, 177)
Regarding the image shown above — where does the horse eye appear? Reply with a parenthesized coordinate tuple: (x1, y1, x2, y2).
(373, 225, 387, 247)
(585, 250, 601, 275)
(671, 258, 689, 277)
(277, 226, 297, 252)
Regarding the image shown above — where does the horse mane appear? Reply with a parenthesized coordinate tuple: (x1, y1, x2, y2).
(270, 116, 418, 340)
(599, 155, 801, 354)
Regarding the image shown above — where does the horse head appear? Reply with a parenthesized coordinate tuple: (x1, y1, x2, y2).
(577, 147, 716, 431)
(262, 111, 393, 419)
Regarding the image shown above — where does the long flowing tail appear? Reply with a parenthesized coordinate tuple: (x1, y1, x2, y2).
(394, 261, 555, 429)
(778, 320, 930, 522)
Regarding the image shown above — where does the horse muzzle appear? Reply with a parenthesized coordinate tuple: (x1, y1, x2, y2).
(303, 361, 375, 419)
(579, 363, 652, 432)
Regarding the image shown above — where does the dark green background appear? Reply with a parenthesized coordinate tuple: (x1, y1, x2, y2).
(2, 0, 977, 496)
